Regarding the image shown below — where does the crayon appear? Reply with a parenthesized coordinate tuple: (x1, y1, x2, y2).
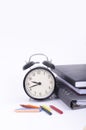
(50, 105, 63, 114)
(40, 105, 52, 115)
(15, 108, 41, 113)
(20, 104, 40, 109)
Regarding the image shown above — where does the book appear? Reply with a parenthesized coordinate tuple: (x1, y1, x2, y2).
(53, 64, 86, 88)
(55, 74, 86, 95)
(55, 78, 86, 109)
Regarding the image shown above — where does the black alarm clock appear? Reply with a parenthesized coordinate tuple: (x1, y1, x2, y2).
(23, 53, 56, 100)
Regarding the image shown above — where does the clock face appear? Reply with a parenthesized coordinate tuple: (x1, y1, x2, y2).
(23, 67, 55, 100)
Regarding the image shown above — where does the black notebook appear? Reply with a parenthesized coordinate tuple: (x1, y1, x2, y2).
(54, 64, 86, 88)
(55, 78, 86, 109)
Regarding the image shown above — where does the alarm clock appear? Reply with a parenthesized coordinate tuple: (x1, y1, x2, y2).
(23, 53, 56, 100)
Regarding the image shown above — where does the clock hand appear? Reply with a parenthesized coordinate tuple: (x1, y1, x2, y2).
(29, 84, 38, 88)
(32, 81, 41, 85)
(29, 81, 42, 88)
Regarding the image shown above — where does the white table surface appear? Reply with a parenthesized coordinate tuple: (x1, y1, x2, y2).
(0, 97, 86, 130)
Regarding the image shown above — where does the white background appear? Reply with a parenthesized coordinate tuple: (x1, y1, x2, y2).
(0, 0, 86, 130)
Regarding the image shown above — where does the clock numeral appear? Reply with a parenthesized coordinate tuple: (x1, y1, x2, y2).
(49, 86, 51, 89)
(43, 71, 46, 75)
(50, 80, 53, 84)
(32, 73, 35, 76)
(28, 82, 30, 85)
(39, 92, 42, 96)
(33, 91, 36, 96)
(29, 88, 32, 91)
(29, 77, 32, 80)
(48, 74, 51, 79)
(26, 82, 30, 86)
(45, 90, 48, 94)
(37, 70, 41, 74)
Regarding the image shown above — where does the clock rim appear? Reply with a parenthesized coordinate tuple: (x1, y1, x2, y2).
(23, 66, 56, 100)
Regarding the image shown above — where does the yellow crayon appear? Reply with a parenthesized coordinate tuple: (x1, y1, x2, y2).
(42, 105, 51, 111)
(40, 105, 52, 115)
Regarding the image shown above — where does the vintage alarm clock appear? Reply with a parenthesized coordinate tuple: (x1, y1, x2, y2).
(23, 53, 56, 100)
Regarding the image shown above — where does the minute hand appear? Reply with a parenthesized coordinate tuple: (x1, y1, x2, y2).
(29, 84, 38, 88)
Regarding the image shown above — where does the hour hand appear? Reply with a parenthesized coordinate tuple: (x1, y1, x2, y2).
(32, 81, 41, 85)
(32, 81, 38, 84)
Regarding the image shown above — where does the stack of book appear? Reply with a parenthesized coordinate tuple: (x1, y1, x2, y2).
(53, 64, 86, 109)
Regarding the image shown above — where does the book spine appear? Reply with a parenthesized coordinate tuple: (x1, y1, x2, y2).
(55, 85, 73, 108)
(55, 79, 86, 109)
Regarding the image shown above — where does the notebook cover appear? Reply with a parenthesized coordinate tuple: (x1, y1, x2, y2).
(54, 64, 86, 88)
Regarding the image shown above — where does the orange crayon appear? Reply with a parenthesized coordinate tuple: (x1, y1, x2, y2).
(20, 104, 40, 109)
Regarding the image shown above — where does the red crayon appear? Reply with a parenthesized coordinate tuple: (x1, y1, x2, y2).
(50, 105, 63, 114)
